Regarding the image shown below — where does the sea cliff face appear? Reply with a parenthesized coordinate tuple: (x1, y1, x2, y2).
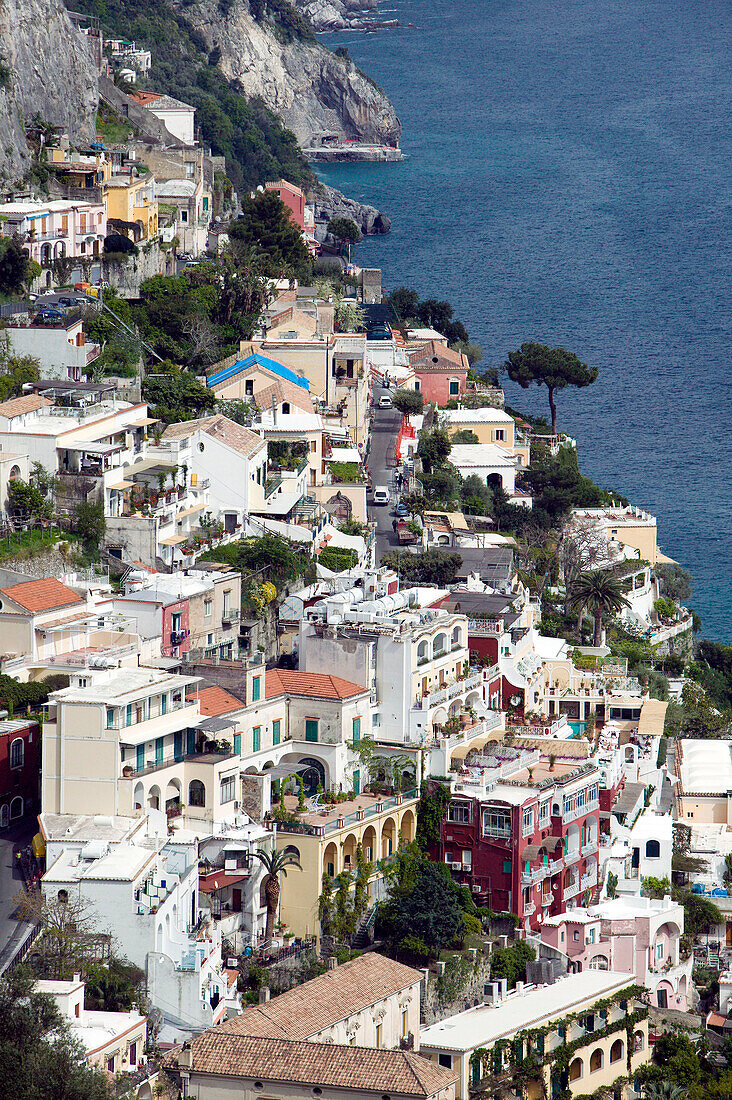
(293, 0, 378, 33)
(172, 0, 401, 150)
(0, 0, 98, 183)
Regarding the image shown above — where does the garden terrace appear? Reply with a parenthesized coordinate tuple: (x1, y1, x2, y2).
(275, 789, 418, 837)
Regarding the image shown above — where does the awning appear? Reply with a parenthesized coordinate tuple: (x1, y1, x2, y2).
(159, 535, 186, 546)
(544, 835, 563, 851)
(123, 456, 176, 473)
(175, 503, 205, 519)
(66, 440, 124, 454)
(264, 763, 309, 780)
(521, 844, 542, 861)
(471, 731, 504, 750)
(32, 832, 46, 859)
(130, 416, 160, 426)
(108, 480, 134, 491)
(638, 699, 668, 737)
(450, 744, 473, 760)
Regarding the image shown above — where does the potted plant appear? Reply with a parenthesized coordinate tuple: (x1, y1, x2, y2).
(549, 753, 556, 772)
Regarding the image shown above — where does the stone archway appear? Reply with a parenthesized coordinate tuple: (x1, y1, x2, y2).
(298, 757, 326, 794)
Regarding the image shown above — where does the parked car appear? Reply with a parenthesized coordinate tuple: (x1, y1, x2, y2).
(74, 281, 91, 292)
(56, 296, 75, 307)
(378, 395, 393, 409)
(34, 308, 66, 322)
(373, 486, 390, 505)
(393, 503, 409, 518)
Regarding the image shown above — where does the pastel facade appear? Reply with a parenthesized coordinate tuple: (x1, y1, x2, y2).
(105, 174, 158, 240)
(1, 316, 100, 380)
(0, 198, 106, 263)
(36, 976, 147, 1074)
(0, 718, 40, 828)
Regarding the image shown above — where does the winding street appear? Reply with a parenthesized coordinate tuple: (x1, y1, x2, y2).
(366, 385, 403, 562)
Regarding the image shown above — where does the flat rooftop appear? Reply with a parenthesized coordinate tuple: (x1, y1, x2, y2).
(677, 739, 732, 795)
(419, 971, 634, 1052)
(49, 667, 200, 705)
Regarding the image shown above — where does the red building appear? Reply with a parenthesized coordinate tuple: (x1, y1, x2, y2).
(265, 179, 306, 231)
(408, 341, 468, 406)
(429, 750, 600, 933)
(0, 719, 40, 828)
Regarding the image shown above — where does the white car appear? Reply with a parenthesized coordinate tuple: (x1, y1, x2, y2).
(378, 395, 393, 409)
(373, 486, 390, 505)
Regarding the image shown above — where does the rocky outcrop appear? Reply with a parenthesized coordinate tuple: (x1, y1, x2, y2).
(0, 0, 98, 185)
(294, 0, 378, 33)
(173, 0, 400, 150)
(311, 182, 391, 235)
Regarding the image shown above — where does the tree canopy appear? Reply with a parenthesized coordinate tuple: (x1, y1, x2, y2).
(141, 361, 217, 424)
(376, 849, 464, 960)
(391, 389, 424, 416)
(381, 548, 462, 586)
(229, 191, 313, 280)
(504, 342, 598, 434)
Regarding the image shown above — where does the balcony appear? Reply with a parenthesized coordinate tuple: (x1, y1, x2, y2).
(222, 608, 240, 625)
(523, 901, 536, 916)
(419, 670, 483, 710)
(581, 869, 598, 891)
(541, 894, 553, 908)
(521, 866, 549, 886)
(170, 629, 190, 646)
(582, 839, 598, 857)
(548, 857, 564, 875)
(565, 848, 582, 867)
(563, 880, 582, 900)
(122, 749, 236, 779)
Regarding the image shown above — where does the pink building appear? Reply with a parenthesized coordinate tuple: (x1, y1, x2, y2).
(540, 894, 692, 1010)
(265, 179, 306, 230)
(408, 341, 468, 406)
(0, 199, 106, 265)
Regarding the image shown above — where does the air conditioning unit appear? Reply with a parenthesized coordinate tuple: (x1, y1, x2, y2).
(472, 884, 481, 893)
(451, 861, 462, 871)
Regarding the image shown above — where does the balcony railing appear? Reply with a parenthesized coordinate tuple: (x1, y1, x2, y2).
(581, 869, 598, 891)
(276, 789, 418, 837)
(563, 880, 582, 900)
(107, 698, 193, 731)
(582, 839, 598, 857)
(523, 901, 536, 916)
(122, 749, 236, 779)
(564, 848, 582, 867)
(419, 670, 482, 709)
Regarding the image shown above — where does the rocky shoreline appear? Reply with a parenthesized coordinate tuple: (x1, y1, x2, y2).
(311, 182, 392, 235)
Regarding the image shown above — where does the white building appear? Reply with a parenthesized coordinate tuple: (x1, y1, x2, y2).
(448, 443, 521, 499)
(132, 92, 196, 146)
(1, 316, 101, 381)
(0, 198, 106, 264)
(36, 975, 147, 1074)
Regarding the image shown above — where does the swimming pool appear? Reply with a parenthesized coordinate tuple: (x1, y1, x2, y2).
(568, 720, 587, 738)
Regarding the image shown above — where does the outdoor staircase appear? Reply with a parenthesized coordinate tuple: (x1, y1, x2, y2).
(352, 905, 378, 949)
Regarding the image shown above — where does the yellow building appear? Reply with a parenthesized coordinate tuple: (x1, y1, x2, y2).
(104, 173, 158, 241)
(571, 505, 661, 566)
(439, 407, 531, 467)
(420, 971, 649, 1100)
(276, 790, 418, 938)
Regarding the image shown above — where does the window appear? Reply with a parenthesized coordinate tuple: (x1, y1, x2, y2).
(657, 942, 664, 959)
(253, 726, 261, 752)
(482, 808, 511, 838)
(189, 780, 205, 807)
(252, 676, 261, 702)
(233, 733, 241, 755)
(180, 209, 188, 223)
(352, 717, 361, 744)
(522, 806, 534, 837)
(273, 720, 281, 746)
(223, 591, 231, 617)
(646, 839, 660, 858)
(245, 379, 254, 395)
(282, 402, 290, 414)
(539, 800, 550, 826)
(589, 955, 608, 970)
(220, 775, 236, 803)
(438, 1054, 452, 1069)
(414, 379, 420, 391)
(305, 719, 318, 742)
(375, 1024, 383, 1049)
(204, 599, 212, 618)
(128, 1042, 137, 1065)
(568, 1058, 583, 1082)
(502, 860, 512, 874)
(462, 850, 472, 868)
(610, 1038, 624, 1064)
(107, 1057, 115, 1073)
(448, 802, 470, 823)
(9, 796, 23, 820)
(573, 930, 580, 942)
(590, 1049, 603, 1072)
(449, 380, 460, 396)
(494, 429, 506, 442)
(9, 739, 24, 770)
(126, 703, 133, 727)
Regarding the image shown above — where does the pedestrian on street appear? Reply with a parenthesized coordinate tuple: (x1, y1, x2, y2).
(392, 519, 398, 534)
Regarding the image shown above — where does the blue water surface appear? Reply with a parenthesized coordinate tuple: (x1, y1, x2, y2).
(317, 0, 732, 641)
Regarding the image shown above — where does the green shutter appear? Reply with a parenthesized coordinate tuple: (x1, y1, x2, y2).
(155, 737, 164, 766)
(352, 717, 361, 744)
(233, 733, 241, 755)
(305, 719, 318, 742)
(272, 720, 281, 746)
(253, 727, 261, 752)
(174, 732, 183, 762)
(187, 729, 196, 755)
(353, 768, 360, 796)
(252, 676, 261, 702)
(136, 744, 145, 772)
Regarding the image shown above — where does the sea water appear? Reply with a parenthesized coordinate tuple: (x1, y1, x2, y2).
(317, 0, 732, 641)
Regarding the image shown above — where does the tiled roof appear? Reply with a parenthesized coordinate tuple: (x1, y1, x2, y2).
(265, 179, 306, 199)
(255, 377, 313, 414)
(184, 1034, 457, 1096)
(219, 953, 421, 1040)
(408, 341, 467, 371)
(207, 352, 310, 392)
(129, 91, 162, 106)
(203, 415, 265, 459)
(265, 668, 368, 702)
(0, 577, 84, 614)
(197, 685, 246, 718)
(161, 416, 217, 442)
(0, 394, 53, 418)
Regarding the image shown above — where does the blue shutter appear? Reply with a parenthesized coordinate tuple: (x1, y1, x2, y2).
(155, 737, 164, 766)
(174, 732, 183, 761)
(136, 744, 145, 772)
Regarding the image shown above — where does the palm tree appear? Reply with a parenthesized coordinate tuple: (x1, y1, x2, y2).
(643, 1082, 688, 1100)
(568, 570, 630, 646)
(251, 847, 302, 943)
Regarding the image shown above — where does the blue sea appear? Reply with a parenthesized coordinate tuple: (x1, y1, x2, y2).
(317, 0, 732, 642)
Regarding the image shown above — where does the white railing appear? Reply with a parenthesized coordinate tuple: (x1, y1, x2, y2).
(421, 670, 482, 709)
(549, 857, 564, 875)
(521, 866, 549, 886)
(582, 839, 598, 857)
(524, 901, 536, 916)
(565, 848, 582, 867)
(564, 881, 582, 900)
(581, 869, 598, 891)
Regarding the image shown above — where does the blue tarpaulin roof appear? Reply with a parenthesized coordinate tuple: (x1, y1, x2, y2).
(207, 352, 310, 391)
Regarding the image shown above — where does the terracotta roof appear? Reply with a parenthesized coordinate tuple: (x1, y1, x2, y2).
(203, 415, 266, 459)
(0, 577, 84, 614)
(161, 415, 217, 441)
(129, 90, 162, 106)
(219, 953, 421, 1041)
(254, 378, 313, 414)
(407, 340, 466, 367)
(197, 685, 246, 718)
(265, 668, 368, 702)
(265, 179, 305, 199)
(0, 394, 53, 418)
(183, 1034, 455, 1095)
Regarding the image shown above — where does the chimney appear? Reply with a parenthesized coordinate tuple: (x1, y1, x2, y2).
(515, 981, 525, 995)
(328, 957, 338, 971)
(259, 986, 271, 1003)
(179, 1043, 193, 1070)
(483, 982, 499, 1005)
(73, 973, 81, 984)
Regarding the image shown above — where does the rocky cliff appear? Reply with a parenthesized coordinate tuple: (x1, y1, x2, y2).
(294, 0, 378, 33)
(172, 0, 400, 150)
(312, 182, 390, 235)
(0, 0, 98, 184)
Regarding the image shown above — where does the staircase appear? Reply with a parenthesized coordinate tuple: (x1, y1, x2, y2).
(352, 905, 378, 949)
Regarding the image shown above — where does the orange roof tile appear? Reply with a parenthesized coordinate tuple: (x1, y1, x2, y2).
(0, 395, 53, 418)
(218, 953, 421, 1041)
(181, 1034, 457, 1095)
(196, 685, 246, 718)
(0, 578, 84, 614)
(265, 668, 368, 701)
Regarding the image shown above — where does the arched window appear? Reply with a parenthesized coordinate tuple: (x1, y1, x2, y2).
(568, 1058, 583, 1082)
(57, 889, 69, 904)
(188, 780, 206, 807)
(9, 796, 23, 820)
(451, 626, 462, 648)
(433, 632, 447, 657)
(417, 640, 429, 660)
(282, 402, 290, 415)
(589, 955, 609, 970)
(645, 839, 660, 858)
(633, 1030, 645, 1052)
(0, 804, 8, 828)
(283, 845, 300, 861)
(8, 465, 21, 481)
(610, 1038, 624, 1064)
(9, 738, 24, 770)
(590, 1049, 603, 1072)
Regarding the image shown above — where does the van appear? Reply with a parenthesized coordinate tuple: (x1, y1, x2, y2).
(373, 486, 390, 505)
(378, 394, 393, 409)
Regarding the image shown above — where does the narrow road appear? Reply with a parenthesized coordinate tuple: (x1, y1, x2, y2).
(0, 820, 35, 973)
(367, 385, 403, 562)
